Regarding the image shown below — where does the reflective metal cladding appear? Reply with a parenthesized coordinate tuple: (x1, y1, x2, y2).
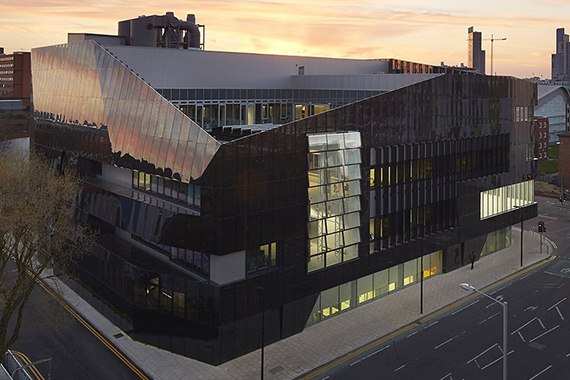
(31, 40, 220, 181)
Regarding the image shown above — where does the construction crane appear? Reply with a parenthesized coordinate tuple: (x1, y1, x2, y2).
(485, 34, 507, 75)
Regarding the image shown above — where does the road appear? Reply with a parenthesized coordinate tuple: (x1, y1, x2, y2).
(307, 196, 570, 380)
(9, 277, 146, 380)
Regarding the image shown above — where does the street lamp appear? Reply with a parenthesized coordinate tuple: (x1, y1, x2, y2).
(459, 283, 508, 380)
(513, 205, 524, 267)
(256, 286, 265, 380)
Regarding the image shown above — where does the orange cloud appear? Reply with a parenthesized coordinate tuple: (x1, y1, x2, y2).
(0, 0, 566, 78)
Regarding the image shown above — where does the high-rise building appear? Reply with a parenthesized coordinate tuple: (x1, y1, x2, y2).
(31, 12, 538, 365)
(468, 26, 485, 74)
(552, 28, 570, 81)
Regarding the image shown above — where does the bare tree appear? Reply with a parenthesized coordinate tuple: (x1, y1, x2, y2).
(0, 109, 31, 154)
(0, 151, 93, 353)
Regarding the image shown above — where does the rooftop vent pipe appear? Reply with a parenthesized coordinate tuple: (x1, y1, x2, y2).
(120, 12, 202, 49)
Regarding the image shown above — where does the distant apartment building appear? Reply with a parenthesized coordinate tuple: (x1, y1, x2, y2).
(0, 50, 31, 108)
(536, 85, 570, 143)
(468, 26, 485, 74)
(552, 28, 570, 81)
(0, 48, 31, 147)
(534, 117, 549, 160)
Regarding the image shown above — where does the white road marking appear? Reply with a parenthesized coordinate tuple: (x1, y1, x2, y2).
(350, 358, 363, 366)
(434, 336, 456, 350)
(424, 320, 439, 329)
(394, 364, 406, 372)
(467, 344, 498, 364)
(524, 306, 537, 312)
(438, 373, 452, 380)
(369, 345, 390, 356)
(548, 298, 566, 320)
(528, 365, 552, 380)
(511, 317, 538, 335)
(479, 311, 501, 325)
(529, 325, 560, 343)
(547, 297, 566, 310)
(407, 331, 418, 338)
(452, 300, 479, 315)
(352, 346, 390, 365)
(479, 350, 514, 371)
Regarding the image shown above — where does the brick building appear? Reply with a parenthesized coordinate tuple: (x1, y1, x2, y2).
(534, 117, 550, 160)
(0, 50, 31, 108)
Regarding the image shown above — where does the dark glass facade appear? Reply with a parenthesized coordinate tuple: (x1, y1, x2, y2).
(32, 40, 538, 365)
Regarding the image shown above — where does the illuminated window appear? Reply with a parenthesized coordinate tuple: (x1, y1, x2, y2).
(246, 242, 278, 274)
(480, 181, 535, 219)
(307, 132, 362, 272)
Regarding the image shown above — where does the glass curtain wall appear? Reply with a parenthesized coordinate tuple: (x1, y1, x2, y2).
(307, 132, 362, 272)
(307, 250, 442, 326)
(480, 181, 535, 219)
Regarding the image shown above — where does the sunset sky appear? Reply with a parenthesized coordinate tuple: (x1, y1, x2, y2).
(1, 0, 569, 79)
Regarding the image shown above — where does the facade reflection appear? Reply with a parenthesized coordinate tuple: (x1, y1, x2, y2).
(32, 20, 538, 365)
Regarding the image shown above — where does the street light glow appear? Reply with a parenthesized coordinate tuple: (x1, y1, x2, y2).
(459, 283, 475, 292)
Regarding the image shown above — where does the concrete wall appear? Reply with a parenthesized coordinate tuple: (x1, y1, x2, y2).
(210, 251, 246, 285)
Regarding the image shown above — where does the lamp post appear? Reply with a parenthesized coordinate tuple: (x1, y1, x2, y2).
(256, 286, 265, 380)
(558, 137, 565, 200)
(513, 205, 524, 267)
(459, 283, 507, 380)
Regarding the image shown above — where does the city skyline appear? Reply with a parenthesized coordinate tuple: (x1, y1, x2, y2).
(0, 2, 569, 80)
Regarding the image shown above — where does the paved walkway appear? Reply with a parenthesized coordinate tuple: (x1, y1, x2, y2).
(42, 229, 552, 380)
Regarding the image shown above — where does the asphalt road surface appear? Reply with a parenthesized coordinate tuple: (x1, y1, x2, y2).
(312, 196, 570, 380)
(9, 278, 146, 380)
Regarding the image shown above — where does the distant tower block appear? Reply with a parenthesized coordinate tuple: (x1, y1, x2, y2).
(468, 26, 486, 74)
(552, 28, 570, 81)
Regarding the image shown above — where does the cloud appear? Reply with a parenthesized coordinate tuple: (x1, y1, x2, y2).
(0, 0, 561, 78)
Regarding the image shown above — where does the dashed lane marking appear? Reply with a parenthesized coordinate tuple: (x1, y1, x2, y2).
(451, 300, 479, 316)
(434, 336, 456, 350)
(394, 364, 406, 372)
(297, 256, 555, 380)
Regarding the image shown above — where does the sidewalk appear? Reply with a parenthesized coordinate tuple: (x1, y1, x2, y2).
(42, 229, 552, 380)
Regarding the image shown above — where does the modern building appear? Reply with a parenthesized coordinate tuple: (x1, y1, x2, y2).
(534, 116, 549, 160)
(468, 26, 485, 74)
(31, 13, 538, 365)
(535, 85, 570, 143)
(552, 28, 570, 81)
(0, 50, 31, 108)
